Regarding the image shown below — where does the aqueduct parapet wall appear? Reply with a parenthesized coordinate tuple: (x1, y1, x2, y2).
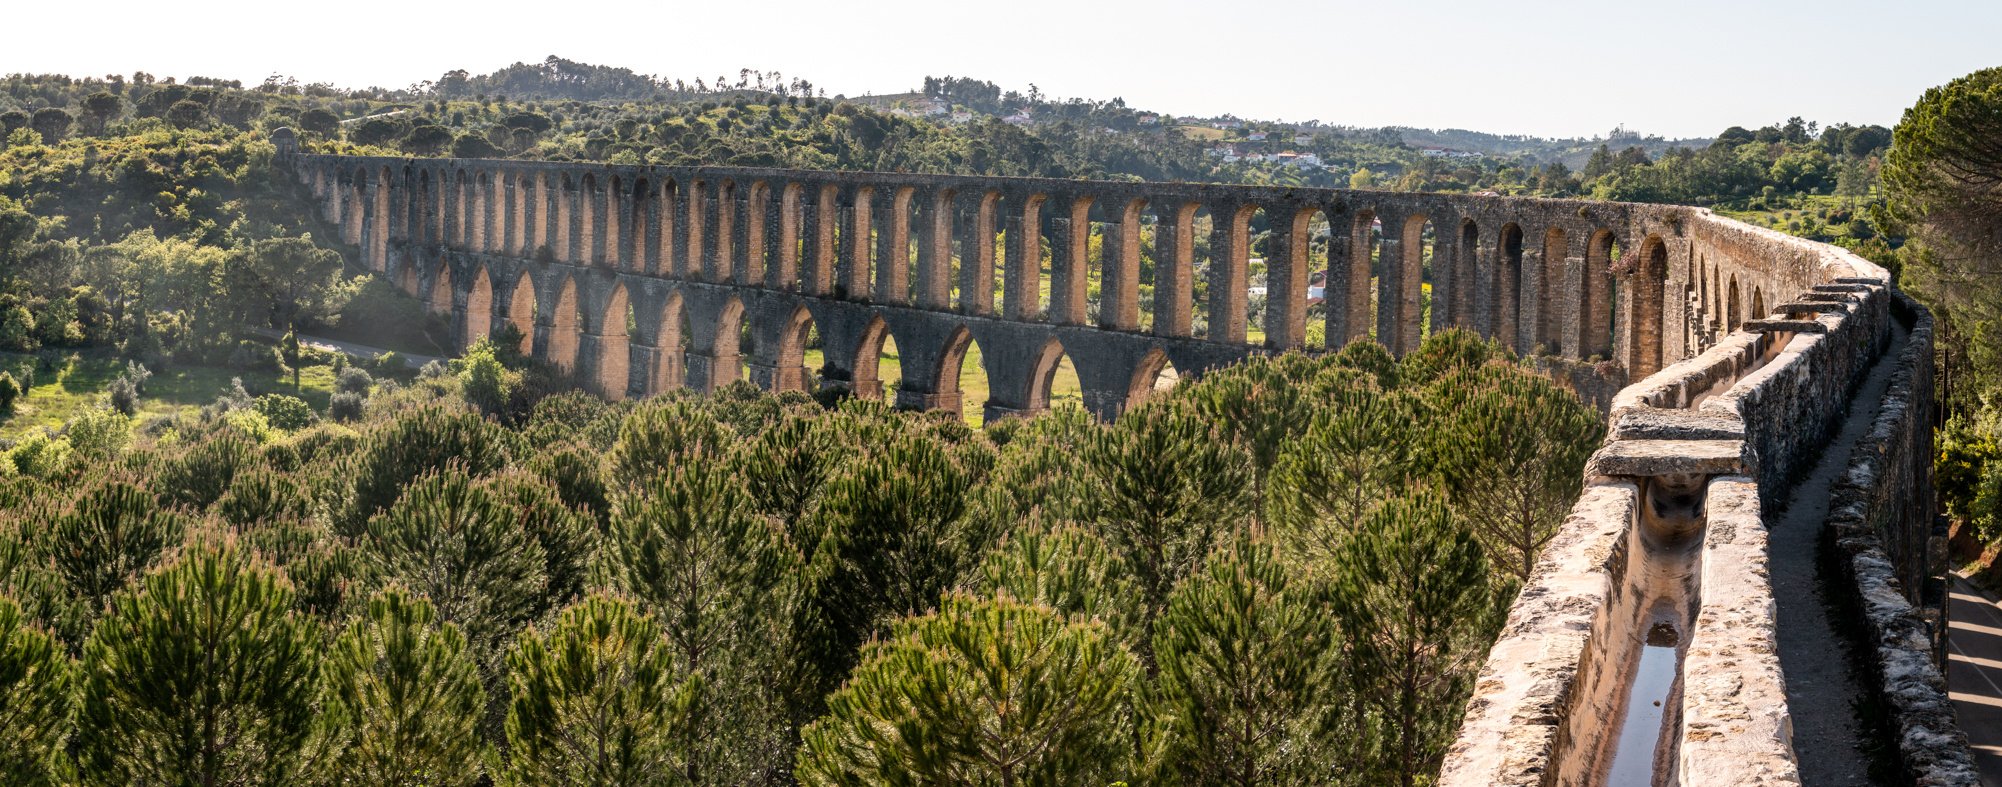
(276, 129, 1963, 784)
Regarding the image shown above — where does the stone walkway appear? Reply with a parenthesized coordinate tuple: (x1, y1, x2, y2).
(1769, 321, 1909, 786)
(1949, 574, 2002, 786)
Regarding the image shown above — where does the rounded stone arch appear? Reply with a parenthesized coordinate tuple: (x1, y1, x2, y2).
(1025, 337, 1076, 414)
(651, 290, 689, 393)
(1627, 235, 1669, 376)
(851, 315, 903, 402)
(1456, 218, 1481, 332)
(1582, 229, 1619, 360)
(1726, 274, 1742, 331)
(1540, 226, 1568, 352)
(507, 272, 536, 356)
(593, 281, 632, 399)
(772, 304, 818, 393)
(427, 260, 453, 316)
(465, 265, 494, 348)
(547, 276, 581, 373)
(1498, 222, 1526, 353)
(934, 326, 984, 420)
(1751, 287, 1765, 322)
(1125, 347, 1181, 412)
(711, 296, 747, 390)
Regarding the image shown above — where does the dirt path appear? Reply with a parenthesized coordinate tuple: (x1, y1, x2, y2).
(246, 327, 442, 370)
(1949, 575, 2002, 786)
(1768, 320, 1909, 786)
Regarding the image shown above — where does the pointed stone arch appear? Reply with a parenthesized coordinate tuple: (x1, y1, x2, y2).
(507, 273, 536, 356)
(1627, 236, 1668, 376)
(1025, 337, 1074, 415)
(851, 315, 902, 402)
(706, 297, 747, 391)
(593, 281, 631, 399)
(772, 305, 817, 393)
(464, 266, 494, 348)
(650, 291, 689, 393)
(935, 326, 982, 420)
(1125, 348, 1181, 413)
(427, 261, 453, 316)
(547, 276, 580, 373)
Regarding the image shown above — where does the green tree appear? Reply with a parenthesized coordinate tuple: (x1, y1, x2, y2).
(297, 108, 340, 138)
(455, 337, 517, 416)
(1427, 366, 1601, 580)
(28, 108, 71, 145)
(224, 236, 352, 331)
(603, 454, 795, 785)
(77, 541, 320, 786)
(796, 593, 1139, 786)
(360, 467, 548, 656)
(502, 595, 696, 787)
(44, 477, 188, 625)
(1885, 67, 2002, 401)
(80, 91, 122, 135)
(1081, 400, 1252, 665)
(311, 587, 486, 787)
(1151, 539, 1341, 785)
(1331, 494, 1497, 787)
(0, 595, 71, 786)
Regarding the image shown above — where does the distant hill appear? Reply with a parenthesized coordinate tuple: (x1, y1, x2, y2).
(1397, 127, 1714, 168)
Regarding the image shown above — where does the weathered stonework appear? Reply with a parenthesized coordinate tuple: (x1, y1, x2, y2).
(276, 142, 1962, 785)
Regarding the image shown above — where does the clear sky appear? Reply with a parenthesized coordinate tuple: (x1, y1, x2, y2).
(9, 0, 1998, 139)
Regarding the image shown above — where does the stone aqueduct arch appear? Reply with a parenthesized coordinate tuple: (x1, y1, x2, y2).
(296, 153, 1817, 418)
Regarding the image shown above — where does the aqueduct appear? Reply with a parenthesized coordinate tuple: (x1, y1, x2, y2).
(276, 127, 1972, 785)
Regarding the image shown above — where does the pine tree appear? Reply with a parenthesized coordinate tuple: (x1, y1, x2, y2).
(793, 431, 979, 707)
(345, 407, 518, 535)
(796, 593, 1139, 785)
(976, 525, 1138, 637)
(360, 467, 549, 656)
(1265, 385, 1425, 568)
(482, 469, 596, 608)
(1151, 538, 1340, 785)
(606, 399, 728, 485)
(1330, 494, 1497, 787)
(1427, 366, 1602, 580)
(44, 475, 188, 622)
(310, 587, 486, 787)
(0, 595, 70, 786)
(502, 595, 695, 786)
(1081, 400, 1252, 666)
(76, 540, 320, 786)
(603, 454, 795, 785)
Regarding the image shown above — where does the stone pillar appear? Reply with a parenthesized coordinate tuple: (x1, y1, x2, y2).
(961, 192, 999, 315)
(808, 184, 839, 296)
(1208, 202, 1250, 344)
(742, 183, 768, 286)
(711, 182, 735, 283)
(840, 187, 873, 299)
(1372, 209, 1407, 352)
(1049, 194, 1092, 326)
(1328, 211, 1373, 348)
(1003, 191, 1044, 321)
(1104, 199, 1144, 332)
(770, 184, 799, 290)
(1264, 204, 1311, 349)
(681, 180, 705, 279)
(876, 188, 912, 304)
(685, 351, 741, 394)
(1154, 200, 1196, 338)
(916, 189, 953, 309)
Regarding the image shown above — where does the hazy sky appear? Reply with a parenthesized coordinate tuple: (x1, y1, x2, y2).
(10, 0, 1998, 138)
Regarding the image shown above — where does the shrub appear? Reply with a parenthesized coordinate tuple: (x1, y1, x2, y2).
(328, 392, 365, 423)
(254, 394, 316, 432)
(334, 366, 373, 396)
(0, 371, 19, 415)
(64, 408, 131, 461)
(0, 595, 71, 786)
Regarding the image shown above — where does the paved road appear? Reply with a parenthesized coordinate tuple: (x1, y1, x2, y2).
(246, 327, 443, 370)
(1950, 574, 2002, 786)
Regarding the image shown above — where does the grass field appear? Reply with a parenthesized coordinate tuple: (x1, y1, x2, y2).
(1178, 126, 1228, 142)
(0, 351, 338, 440)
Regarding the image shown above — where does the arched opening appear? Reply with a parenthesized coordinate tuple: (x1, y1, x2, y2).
(596, 283, 631, 400)
(1398, 214, 1433, 352)
(1726, 275, 1742, 331)
(628, 178, 651, 273)
(775, 305, 818, 393)
(1351, 209, 1382, 343)
(548, 277, 580, 374)
(465, 267, 494, 348)
(744, 180, 771, 285)
(1299, 207, 1331, 350)
(1751, 288, 1765, 322)
(652, 292, 689, 393)
(1125, 348, 1181, 412)
(776, 182, 803, 289)
(453, 170, 470, 249)
(428, 262, 453, 316)
(715, 297, 746, 391)
(1498, 223, 1525, 353)
(507, 274, 535, 356)
(1583, 230, 1617, 360)
(372, 167, 392, 271)
(1628, 237, 1668, 376)
(852, 316, 904, 402)
(580, 173, 602, 266)
(603, 175, 623, 269)
(1027, 338, 1082, 414)
(715, 180, 737, 284)
(969, 190, 1002, 316)
(938, 327, 985, 426)
(1541, 227, 1568, 353)
(1457, 219, 1480, 334)
(417, 171, 435, 246)
(659, 179, 680, 277)
(473, 172, 491, 252)
(556, 173, 575, 264)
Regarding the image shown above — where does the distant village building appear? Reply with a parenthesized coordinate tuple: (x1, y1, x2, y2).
(1293, 134, 1313, 145)
(949, 110, 975, 124)
(1247, 132, 1268, 141)
(1137, 113, 1161, 125)
(1419, 146, 1485, 160)
(1003, 111, 1034, 126)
